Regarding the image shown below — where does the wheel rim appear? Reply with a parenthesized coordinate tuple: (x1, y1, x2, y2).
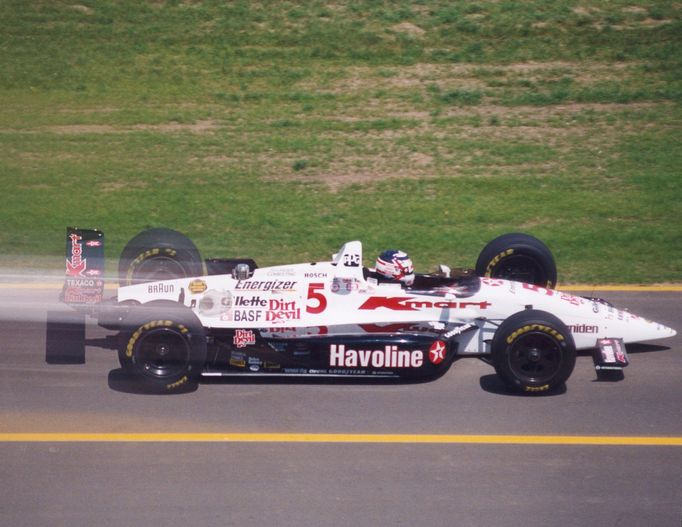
(507, 332, 564, 384)
(133, 257, 187, 283)
(490, 254, 546, 285)
(134, 327, 191, 380)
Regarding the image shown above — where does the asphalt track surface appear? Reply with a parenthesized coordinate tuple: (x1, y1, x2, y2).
(1, 281, 681, 527)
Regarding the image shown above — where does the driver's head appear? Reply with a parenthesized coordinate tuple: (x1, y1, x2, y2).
(375, 249, 415, 286)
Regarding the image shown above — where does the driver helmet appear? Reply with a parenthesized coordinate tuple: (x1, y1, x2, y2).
(375, 249, 415, 286)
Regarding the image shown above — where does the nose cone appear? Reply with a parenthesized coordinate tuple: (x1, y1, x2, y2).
(600, 313, 677, 345)
(664, 325, 677, 338)
(635, 320, 676, 342)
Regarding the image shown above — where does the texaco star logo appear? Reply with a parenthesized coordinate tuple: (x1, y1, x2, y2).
(428, 341, 446, 365)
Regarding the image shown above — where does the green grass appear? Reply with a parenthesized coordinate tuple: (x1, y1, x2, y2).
(1, 1, 681, 283)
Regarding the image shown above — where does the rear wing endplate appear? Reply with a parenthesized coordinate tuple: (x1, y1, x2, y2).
(61, 227, 105, 305)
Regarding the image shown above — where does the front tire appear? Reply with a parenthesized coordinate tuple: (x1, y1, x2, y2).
(491, 309, 576, 394)
(475, 233, 557, 288)
(118, 301, 206, 394)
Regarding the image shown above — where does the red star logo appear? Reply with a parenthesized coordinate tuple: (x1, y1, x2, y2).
(429, 341, 446, 365)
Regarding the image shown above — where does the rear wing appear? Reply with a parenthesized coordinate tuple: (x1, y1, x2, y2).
(61, 227, 105, 305)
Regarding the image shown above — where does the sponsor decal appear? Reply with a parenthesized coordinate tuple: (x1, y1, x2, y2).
(189, 279, 207, 294)
(230, 353, 246, 368)
(235, 280, 297, 291)
(266, 299, 300, 323)
(235, 295, 267, 307)
(199, 290, 232, 317)
(233, 310, 262, 322)
(595, 338, 628, 368)
(268, 341, 287, 352)
(147, 283, 175, 294)
(331, 277, 357, 294)
(66, 278, 98, 288)
(63, 274, 104, 304)
(85, 269, 101, 276)
(522, 283, 554, 296)
(560, 293, 581, 306)
(85, 240, 102, 247)
(63, 291, 102, 304)
(330, 368, 367, 375)
(267, 269, 296, 277)
(343, 253, 361, 267)
(266, 310, 300, 322)
(233, 329, 256, 349)
(230, 298, 302, 323)
(522, 284, 588, 307)
(329, 344, 424, 368)
(442, 323, 476, 339)
(263, 326, 328, 338)
(359, 296, 491, 311)
(568, 324, 599, 334)
(66, 233, 86, 276)
(480, 278, 505, 287)
(428, 341, 447, 365)
(305, 272, 328, 279)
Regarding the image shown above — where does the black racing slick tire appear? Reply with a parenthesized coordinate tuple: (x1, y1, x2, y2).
(491, 309, 576, 395)
(475, 233, 557, 288)
(118, 301, 207, 394)
(118, 228, 204, 287)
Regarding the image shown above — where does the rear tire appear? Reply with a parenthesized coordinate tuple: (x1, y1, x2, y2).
(118, 301, 206, 394)
(118, 228, 204, 287)
(491, 309, 576, 394)
(475, 233, 557, 288)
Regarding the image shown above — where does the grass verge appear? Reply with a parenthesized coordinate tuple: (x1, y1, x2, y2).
(1, 1, 680, 283)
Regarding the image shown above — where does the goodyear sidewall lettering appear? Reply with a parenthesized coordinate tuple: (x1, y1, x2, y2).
(126, 247, 178, 284)
(486, 248, 514, 276)
(126, 319, 186, 359)
(506, 324, 565, 345)
(523, 384, 550, 393)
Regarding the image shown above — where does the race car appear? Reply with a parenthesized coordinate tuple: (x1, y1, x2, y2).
(46, 228, 676, 394)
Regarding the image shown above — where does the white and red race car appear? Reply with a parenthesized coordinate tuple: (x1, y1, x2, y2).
(46, 228, 676, 394)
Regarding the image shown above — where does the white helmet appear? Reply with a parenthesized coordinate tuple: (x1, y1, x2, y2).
(375, 249, 415, 286)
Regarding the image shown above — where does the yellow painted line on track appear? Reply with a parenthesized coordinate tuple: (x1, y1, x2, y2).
(560, 285, 682, 292)
(0, 282, 61, 290)
(1, 433, 682, 446)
